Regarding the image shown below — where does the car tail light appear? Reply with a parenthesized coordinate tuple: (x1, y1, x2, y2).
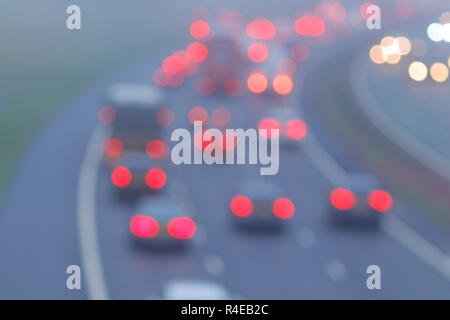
(188, 106, 208, 124)
(186, 42, 208, 62)
(211, 107, 231, 127)
(224, 78, 243, 96)
(145, 168, 166, 189)
(111, 166, 132, 188)
(146, 140, 168, 160)
(272, 74, 293, 95)
(329, 188, 356, 210)
(368, 190, 393, 212)
(272, 198, 295, 219)
(294, 16, 326, 36)
(230, 196, 253, 217)
(98, 106, 116, 124)
(168, 217, 196, 239)
(156, 107, 175, 127)
(129, 215, 159, 238)
(246, 18, 277, 40)
(285, 119, 308, 140)
(258, 118, 281, 139)
(190, 20, 210, 39)
(247, 42, 269, 63)
(247, 72, 268, 94)
(104, 138, 123, 158)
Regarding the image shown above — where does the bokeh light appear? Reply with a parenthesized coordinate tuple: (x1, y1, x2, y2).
(247, 72, 268, 94)
(408, 61, 428, 82)
(430, 62, 449, 82)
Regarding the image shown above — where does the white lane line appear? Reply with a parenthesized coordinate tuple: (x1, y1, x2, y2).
(298, 58, 450, 283)
(192, 224, 207, 245)
(302, 53, 450, 281)
(349, 55, 450, 281)
(351, 52, 450, 182)
(381, 216, 450, 281)
(77, 126, 109, 300)
(296, 228, 317, 249)
(298, 120, 347, 187)
(204, 255, 225, 277)
(324, 259, 347, 282)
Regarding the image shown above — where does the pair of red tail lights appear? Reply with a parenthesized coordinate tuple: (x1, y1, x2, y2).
(330, 188, 393, 212)
(230, 196, 295, 220)
(129, 215, 196, 239)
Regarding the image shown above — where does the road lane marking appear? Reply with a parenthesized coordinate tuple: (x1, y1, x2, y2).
(192, 224, 207, 245)
(296, 228, 317, 249)
(324, 259, 346, 282)
(351, 53, 450, 182)
(77, 126, 109, 300)
(381, 216, 450, 281)
(297, 119, 347, 186)
(204, 255, 225, 277)
(299, 56, 450, 283)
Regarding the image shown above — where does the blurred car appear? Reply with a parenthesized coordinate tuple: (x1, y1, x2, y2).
(129, 195, 196, 249)
(100, 83, 166, 166)
(247, 42, 295, 96)
(110, 152, 167, 199)
(327, 174, 394, 227)
(162, 280, 230, 300)
(229, 180, 295, 230)
(259, 107, 308, 147)
(201, 25, 244, 94)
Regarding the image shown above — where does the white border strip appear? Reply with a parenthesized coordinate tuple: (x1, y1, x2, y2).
(77, 126, 109, 300)
(350, 53, 450, 181)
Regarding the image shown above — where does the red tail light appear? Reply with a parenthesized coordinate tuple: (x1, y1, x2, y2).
(156, 107, 175, 127)
(294, 16, 326, 36)
(146, 140, 168, 160)
(145, 168, 166, 189)
(368, 190, 393, 212)
(258, 118, 281, 139)
(246, 18, 276, 40)
(190, 20, 210, 39)
(168, 217, 196, 239)
(247, 72, 268, 94)
(291, 44, 310, 62)
(196, 77, 216, 96)
(104, 138, 123, 158)
(162, 55, 184, 75)
(230, 196, 253, 217)
(129, 215, 159, 238)
(329, 188, 356, 210)
(111, 166, 132, 188)
(272, 74, 293, 95)
(285, 119, 307, 140)
(188, 106, 208, 124)
(247, 42, 269, 63)
(272, 198, 295, 219)
(186, 42, 208, 62)
(211, 107, 231, 127)
(99, 106, 116, 124)
(224, 78, 243, 96)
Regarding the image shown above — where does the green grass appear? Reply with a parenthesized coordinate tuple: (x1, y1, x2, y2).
(0, 1, 193, 202)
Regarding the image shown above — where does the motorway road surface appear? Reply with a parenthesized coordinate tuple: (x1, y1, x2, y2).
(2, 2, 450, 299)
